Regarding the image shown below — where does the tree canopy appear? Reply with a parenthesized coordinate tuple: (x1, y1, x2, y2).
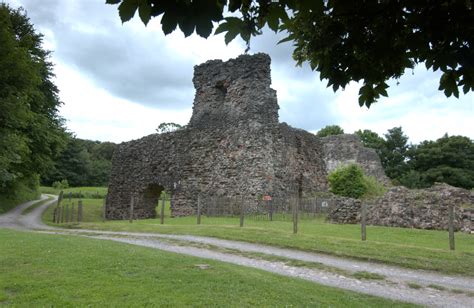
(0, 4, 67, 205)
(356, 127, 474, 189)
(42, 138, 117, 187)
(107, 0, 474, 107)
(408, 135, 474, 189)
(316, 125, 344, 137)
(156, 122, 183, 134)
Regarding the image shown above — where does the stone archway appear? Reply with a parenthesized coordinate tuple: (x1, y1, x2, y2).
(136, 183, 165, 219)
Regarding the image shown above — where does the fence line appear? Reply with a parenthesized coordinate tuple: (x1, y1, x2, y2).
(50, 190, 472, 248)
(197, 196, 332, 221)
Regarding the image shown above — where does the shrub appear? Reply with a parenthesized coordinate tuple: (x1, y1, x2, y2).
(328, 164, 367, 198)
(328, 164, 386, 199)
(362, 175, 387, 200)
(52, 179, 69, 190)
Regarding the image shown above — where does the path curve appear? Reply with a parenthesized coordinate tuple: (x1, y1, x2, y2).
(1, 196, 473, 307)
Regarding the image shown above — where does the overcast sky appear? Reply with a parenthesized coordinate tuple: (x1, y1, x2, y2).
(7, 0, 474, 144)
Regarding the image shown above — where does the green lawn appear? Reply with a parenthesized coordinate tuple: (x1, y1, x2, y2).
(42, 197, 474, 276)
(0, 229, 414, 307)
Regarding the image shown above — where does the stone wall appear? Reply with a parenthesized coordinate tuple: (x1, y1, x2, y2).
(106, 53, 387, 219)
(327, 183, 473, 232)
(321, 134, 389, 184)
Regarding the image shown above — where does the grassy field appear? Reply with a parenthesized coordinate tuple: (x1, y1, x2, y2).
(0, 229, 415, 307)
(42, 196, 474, 276)
(39, 186, 107, 199)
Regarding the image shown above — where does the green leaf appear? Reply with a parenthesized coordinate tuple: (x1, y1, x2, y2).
(277, 34, 295, 44)
(138, 1, 151, 25)
(299, 0, 324, 14)
(266, 12, 279, 32)
(224, 29, 240, 45)
(463, 84, 470, 94)
(240, 29, 250, 43)
(178, 18, 195, 37)
(214, 22, 230, 35)
(118, 0, 139, 23)
(161, 11, 178, 35)
(195, 18, 213, 38)
(228, 0, 242, 12)
(106, 0, 121, 4)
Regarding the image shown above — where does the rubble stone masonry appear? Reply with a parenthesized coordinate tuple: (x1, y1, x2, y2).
(106, 54, 387, 219)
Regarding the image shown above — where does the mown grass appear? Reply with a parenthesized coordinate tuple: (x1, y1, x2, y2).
(0, 229, 415, 307)
(41, 196, 474, 276)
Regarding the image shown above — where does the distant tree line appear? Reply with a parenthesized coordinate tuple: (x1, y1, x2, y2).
(41, 138, 117, 187)
(316, 125, 474, 189)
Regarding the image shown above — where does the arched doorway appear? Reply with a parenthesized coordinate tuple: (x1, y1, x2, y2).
(138, 183, 165, 218)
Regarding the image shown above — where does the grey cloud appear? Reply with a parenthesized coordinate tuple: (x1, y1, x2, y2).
(248, 29, 340, 130)
(15, 0, 195, 110)
(57, 30, 194, 108)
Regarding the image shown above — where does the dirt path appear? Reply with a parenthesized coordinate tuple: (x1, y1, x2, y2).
(1, 196, 473, 307)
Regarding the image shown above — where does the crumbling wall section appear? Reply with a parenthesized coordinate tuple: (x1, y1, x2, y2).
(321, 134, 389, 184)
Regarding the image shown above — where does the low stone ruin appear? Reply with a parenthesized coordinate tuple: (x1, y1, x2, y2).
(106, 53, 387, 219)
(327, 183, 473, 232)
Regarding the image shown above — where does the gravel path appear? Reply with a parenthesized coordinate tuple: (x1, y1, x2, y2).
(1, 196, 473, 307)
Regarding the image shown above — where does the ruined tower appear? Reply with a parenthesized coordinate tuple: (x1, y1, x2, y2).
(106, 54, 387, 219)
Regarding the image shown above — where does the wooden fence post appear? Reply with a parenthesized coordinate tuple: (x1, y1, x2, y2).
(448, 204, 455, 251)
(58, 190, 64, 205)
(68, 192, 72, 202)
(71, 202, 75, 222)
(361, 203, 367, 241)
(78, 199, 83, 223)
(65, 203, 69, 223)
(269, 200, 273, 221)
(293, 196, 299, 234)
(129, 196, 134, 223)
(197, 196, 201, 225)
(61, 205, 65, 223)
(160, 195, 165, 225)
(55, 191, 63, 224)
(102, 197, 107, 222)
(240, 198, 245, 227)
(52, 207, 57, 223)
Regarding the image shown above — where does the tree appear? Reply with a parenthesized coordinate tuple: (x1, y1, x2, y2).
(355, 129, 385, 154)
(107, 0, 474, 107)
(409, 135, 474, 189)
(0, 4, 67, 206)
(42, 138, 117, 187)
(316, 125, 344, 137)
(156, 122, 183, 134)
(380, 127, 410, 180)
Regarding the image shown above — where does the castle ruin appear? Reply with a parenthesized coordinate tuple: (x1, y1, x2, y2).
(106, 54, 387, 219)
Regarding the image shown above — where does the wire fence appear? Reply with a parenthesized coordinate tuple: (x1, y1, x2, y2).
(199, 196, 333, 221)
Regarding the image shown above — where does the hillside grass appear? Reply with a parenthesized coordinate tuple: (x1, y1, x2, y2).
(42, 197, 474, 276)
(0, 229, 415, 307)
(0, 180, 40, 214)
